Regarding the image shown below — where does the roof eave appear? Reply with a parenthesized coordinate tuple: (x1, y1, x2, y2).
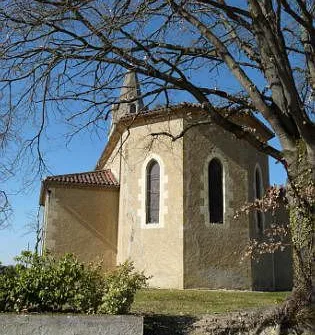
(42, 180, 120, 191)
(96, 105, 275, 169)
(39, 172, 120, 206)
(95, 105, 194, 169)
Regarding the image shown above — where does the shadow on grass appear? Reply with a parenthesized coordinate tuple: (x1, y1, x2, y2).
(143, 314, 198, 335)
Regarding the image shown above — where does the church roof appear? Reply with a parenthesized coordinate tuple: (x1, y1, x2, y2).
(39, 170, 119, 205)
(96, 102, 275, 169)
(119, 103, 274, 138)
(44, 170, 118, 187)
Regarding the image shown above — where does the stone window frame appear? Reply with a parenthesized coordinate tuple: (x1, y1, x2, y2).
(201, 150, 229, 227)
(139, 154, 166, 229)
(254, 163, 265, 233)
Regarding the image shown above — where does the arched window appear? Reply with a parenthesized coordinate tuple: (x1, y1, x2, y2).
(129, 103, 136, 114)
(255, 166, 264, 232)
(208, 158, 223, 223)
(146, 160, 160, 224)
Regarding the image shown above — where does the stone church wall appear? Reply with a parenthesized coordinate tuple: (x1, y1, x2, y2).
(245, 135, 274, 291)
(247, 150, 292, 291)
(182, 117, 291, 290)
(101, 110, 292, 290)
(102, 137, 121, 182)
(183, 120, 253, 289)
(43, 186, 119, 270)
(104, 118, 185, 289)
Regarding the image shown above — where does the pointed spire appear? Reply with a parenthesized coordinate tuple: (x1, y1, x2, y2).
(120, 71, 143, 106)
(112, 70, 144, 124)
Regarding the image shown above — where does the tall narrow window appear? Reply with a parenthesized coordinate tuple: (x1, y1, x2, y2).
(208, 158, 223, 223)
(255, 167, 264, 232)
(129, 103, 136, 114)
(146, 160, 160, 224)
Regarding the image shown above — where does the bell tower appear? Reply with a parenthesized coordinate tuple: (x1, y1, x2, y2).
(111, 71, 144, 125)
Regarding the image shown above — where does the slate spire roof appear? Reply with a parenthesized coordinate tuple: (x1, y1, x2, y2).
(111, 71, 144, 124)
(119, 70, 144, 109)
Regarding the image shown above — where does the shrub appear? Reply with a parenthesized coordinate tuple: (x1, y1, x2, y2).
(0, 251, 148, 314)
(98, 261, 148, 314)
(0, 265, 17, 311)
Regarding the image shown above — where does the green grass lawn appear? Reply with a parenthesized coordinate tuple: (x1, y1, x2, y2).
(131, 289, 289, 316)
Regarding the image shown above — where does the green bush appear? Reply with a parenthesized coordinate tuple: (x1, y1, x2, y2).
(0, 251, 148, 314)
(98, 261, 148, 314)
(0, 265, 17, 311)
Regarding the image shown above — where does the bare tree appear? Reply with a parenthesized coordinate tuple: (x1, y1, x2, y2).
(0, 191, 12, 228)
(0, 0, 314, 331)
(24, 207, 43, 255)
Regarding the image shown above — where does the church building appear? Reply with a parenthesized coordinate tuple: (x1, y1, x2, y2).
(39, 71, 292, 291)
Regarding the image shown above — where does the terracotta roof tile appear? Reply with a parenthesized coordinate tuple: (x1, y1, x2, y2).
(44, 170, 119, 187)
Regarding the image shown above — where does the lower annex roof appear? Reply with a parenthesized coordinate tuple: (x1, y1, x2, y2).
(39, 170, 119, 205)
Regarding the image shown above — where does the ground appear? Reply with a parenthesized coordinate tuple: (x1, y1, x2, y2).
(131, 289, 290, 335)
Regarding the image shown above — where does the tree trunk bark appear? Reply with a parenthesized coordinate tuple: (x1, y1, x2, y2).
(283, 140, 314, 328)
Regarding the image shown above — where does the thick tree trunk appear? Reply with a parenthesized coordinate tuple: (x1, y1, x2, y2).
(281, 140, 315, 330)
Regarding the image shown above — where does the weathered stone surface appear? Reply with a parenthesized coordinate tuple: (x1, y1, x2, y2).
(183, 117, 279, 290)
(191, 310, 314, 335)
(0, 314, 143, 335)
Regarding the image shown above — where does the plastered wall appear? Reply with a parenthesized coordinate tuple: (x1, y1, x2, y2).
(104, 118, 185, 288)
(182, 117, 291, 290)
(102, 112, 291, 290)
(247, 151, 292, 291)
(43, 186, 119, 270)
(183, 120, 254, 289)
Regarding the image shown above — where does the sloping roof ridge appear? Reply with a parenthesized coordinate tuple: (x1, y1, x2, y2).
(149, 101, 200, 112)
(119, 101, 201, 120)
(45, 169, 111, 179)
(44, 169, 119, 187)
(39, 169, 119, 206)
(96, 101, 274, 170)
